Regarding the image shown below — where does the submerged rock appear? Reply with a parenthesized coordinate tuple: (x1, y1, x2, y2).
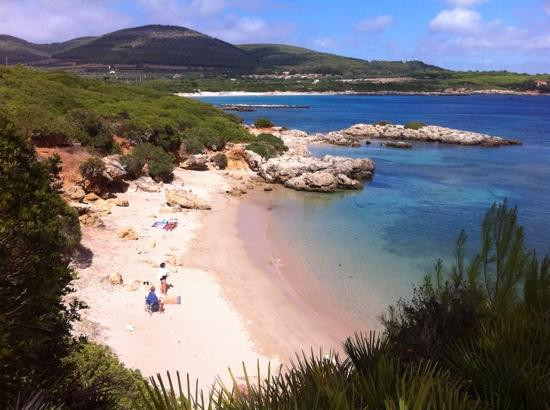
(382, 141, 413, 149)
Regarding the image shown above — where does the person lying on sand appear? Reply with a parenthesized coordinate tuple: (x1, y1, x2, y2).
(146, 286, 164, 313)
(158, 262, 170, 295)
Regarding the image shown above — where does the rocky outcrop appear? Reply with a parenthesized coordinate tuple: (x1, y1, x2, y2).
(135, 176, 161, 192)
(248, 153, 375, 193)
(180, 154, 208, 171)
(382, 141, 413, 149)
(318, 123, 522, 147)
(117, 227, 139, 240)
(102, 155, 127, 182)
(165, 189, 211, 210)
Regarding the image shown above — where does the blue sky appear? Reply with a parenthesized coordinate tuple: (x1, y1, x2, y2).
(1, 0, 550, 73)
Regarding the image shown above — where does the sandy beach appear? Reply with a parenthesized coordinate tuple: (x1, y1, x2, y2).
(71, 166, 371, 388)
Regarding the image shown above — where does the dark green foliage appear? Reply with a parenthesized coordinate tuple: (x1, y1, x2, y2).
(68, 108, 116, 153)
(79, 156, 107, 186)
(253, 118, 274, 128)
(52, 25, 258, 68)
(239, 44, 443, 77)
(138, 335, 477, 409)
(257, 133, 287, 153)
(0, 66, 251, 153)
(377, 120, 392, 126)
(181, 127, 225, 154)
(60, 342, 144, 409)
(122, 143, 175, 181)
(246, 133, 288, 159)
(211, 153, 228, 170)
(245, 142, 277, 159)
(0, 116, 81, 403)
(404, 121, 426, 130)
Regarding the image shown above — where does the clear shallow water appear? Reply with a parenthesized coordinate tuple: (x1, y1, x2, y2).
(200, 95, 550, 321)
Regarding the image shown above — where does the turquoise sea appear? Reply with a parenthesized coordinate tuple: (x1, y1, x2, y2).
(200, 95, 550, 321)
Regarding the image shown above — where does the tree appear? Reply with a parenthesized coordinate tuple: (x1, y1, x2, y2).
(0, 115, 81, 403)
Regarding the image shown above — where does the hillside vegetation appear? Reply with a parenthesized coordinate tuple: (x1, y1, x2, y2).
(239, 43, 443, 76)
(52, 25, 257, 68)
(0, 65, 251, 154)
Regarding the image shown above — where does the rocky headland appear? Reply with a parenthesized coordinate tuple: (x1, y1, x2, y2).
(309, 123, 522, 147)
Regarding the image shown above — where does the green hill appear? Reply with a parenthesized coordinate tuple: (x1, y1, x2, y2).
(51, 25, 258, 68)
(0, 25, 443, 76)
(0, 35, 50, 63)
(238, 43, 444, 76)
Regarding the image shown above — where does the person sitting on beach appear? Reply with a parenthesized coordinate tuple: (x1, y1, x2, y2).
(157, 262, 170, 295)
(146, 286, 164, 313)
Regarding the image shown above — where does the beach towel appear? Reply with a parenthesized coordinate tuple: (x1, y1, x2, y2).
(152, 219, 168, 229)
(163, 218, 178, 231)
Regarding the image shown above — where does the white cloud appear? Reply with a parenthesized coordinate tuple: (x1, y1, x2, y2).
(430, 7, 481, 33)
(445, 0, 486, 6)
(0, 0, 131, 43)
(356, 15, 394, 33)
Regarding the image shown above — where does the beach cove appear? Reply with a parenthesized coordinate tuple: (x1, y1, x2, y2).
(71, 166, 371, 387)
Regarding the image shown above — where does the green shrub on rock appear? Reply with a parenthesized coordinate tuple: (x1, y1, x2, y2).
(211, 153, 228, 169)
(257, 133, 288, 153)
(68, 109, 117, 153)
(377, 120, 392, 126)
(79, 156, 106, 185)
(404, 121, 427, 130)
(253, 118, 274, 128)
(122, 143, 175, 182)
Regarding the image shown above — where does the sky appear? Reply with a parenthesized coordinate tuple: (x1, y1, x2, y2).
(1, 0, 550, 73)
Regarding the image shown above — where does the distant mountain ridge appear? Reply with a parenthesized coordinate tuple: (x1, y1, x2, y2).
(0, 25, 444, 76)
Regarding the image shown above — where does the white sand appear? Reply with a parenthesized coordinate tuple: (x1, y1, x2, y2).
(72, 169, 276, 387)
(72, 167, 371, 389)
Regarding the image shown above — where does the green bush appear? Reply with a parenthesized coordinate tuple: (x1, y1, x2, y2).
(0, 115, 81, 403)
(246, 141, 277, 159)
(376, 120, 392, 126)
(404, 121, 426, 130)
(79, 156, 106, 185)
(182, 126, 225, 153)
(257, 133, 288, 153)
(122, 143, 175, 182)
(253, 117, 274, 128)
(211, 153, 228, 169)
(68, 108, 116, 153)
(61, 342, 144, 409)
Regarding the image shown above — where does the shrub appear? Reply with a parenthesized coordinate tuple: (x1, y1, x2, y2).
(68, 109, 116, 153)
(122, 143, 175, 182)
(254, 117, 274, 128)
(257, 133, 288, 153)
(377, 120, 392, 126)
(246, 141, 278, 159)
(404, 121, 426, 130)
(79, 156, 106, 185)
(181, 127, 225, 154)
(0, 115, 81, 403)
(61, 342, 144, 409)
(211, 153, 228, 169)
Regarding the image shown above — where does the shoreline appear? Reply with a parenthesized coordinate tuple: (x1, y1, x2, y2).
(72, 167, 371, 388)
(176, 89, 546, 97)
